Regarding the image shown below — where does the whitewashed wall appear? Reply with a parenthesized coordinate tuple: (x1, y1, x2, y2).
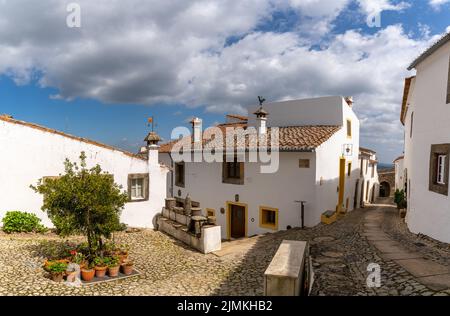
(162, 96, 361, 238)
(404, 40, 450, 243)
(395, 158, 405, 191)
(0, 119, 168, 229)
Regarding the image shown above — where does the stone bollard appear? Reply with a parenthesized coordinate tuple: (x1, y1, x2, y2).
(165, 198, 176, 211)
(184, 194, 192, 216)
(191, 207, 202, 217)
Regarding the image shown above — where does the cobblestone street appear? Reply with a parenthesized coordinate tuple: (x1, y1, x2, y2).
(0, 198, 449, 296)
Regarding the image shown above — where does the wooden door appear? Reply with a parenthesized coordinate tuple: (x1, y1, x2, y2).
(230, 204, 246, 239)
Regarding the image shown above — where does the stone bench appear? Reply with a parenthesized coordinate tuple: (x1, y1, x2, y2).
(264, 240, 309, 296)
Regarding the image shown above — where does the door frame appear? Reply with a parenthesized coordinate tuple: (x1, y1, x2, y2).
(226, 201, 248, 240)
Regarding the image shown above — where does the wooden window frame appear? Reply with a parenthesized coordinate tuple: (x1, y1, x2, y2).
(429, 144, 450, 196)
(127, 173, 149, 202)
(259, 206, 278, 231)
(346, 119, 352, 138)
(299, 159, 310, 168)
(222, 157, 244, 185)
(175, 161, 185, 188)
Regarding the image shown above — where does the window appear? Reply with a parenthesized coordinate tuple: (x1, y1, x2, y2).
(259, 207, 278, 230)
(175, 162, 185, 187)
(437, 155, 446, 184)
(299, 159, 310, 168)
(346, 119, 352, 138)
(447, 55, 450, 104)
(410, 112, 414, 138)
(128, 174, 149, 202)
(206, 208, 215, 217)
(222, 157, 244, 185)
(347, 162, 352, 177)
(429, 144, 450, 196)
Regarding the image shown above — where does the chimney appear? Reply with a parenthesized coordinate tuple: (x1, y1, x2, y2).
(144, 131, 161, 167)
(191, 117, 202, 143)
(345, 96, 354, 107)
(253, 106, 269, 135)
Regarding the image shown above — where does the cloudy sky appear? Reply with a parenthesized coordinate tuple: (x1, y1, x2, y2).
(0, 0, 449, 163)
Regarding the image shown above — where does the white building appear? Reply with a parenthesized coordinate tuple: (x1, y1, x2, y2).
(401, 33, 450, 243)
(358, 147, 380, 206)
(0, 115, 168, 229)
(394, 155, 405, 191)
(160, 96, 361, 239)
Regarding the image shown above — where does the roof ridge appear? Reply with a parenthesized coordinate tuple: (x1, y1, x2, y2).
(0, 115, 147, 161)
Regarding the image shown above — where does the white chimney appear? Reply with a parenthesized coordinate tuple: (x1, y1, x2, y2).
(191, 117, 202, 143)
(144, 131, 161, 168)
(253, 106, 269, 135)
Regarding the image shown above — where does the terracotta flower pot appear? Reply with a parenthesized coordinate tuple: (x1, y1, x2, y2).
(108, 265, 120, 277)
(51, 272, 64, 283)
(81, 268, 95, 282)
(120, 263, 134, 275)
(95, 266, 108, 278)
(119, 253, 128, 264)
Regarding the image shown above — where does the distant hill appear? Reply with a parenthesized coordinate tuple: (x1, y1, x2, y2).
(378, 163, 394, 172)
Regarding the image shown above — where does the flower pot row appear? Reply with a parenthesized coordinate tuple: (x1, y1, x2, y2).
(80, 261, 134, 282)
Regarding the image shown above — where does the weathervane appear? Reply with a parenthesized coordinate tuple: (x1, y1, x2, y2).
(147, 116, 157, 132)
(258, 96, 266, 106)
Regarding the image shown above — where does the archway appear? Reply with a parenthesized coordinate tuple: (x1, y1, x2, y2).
(379, 181, 391, 197)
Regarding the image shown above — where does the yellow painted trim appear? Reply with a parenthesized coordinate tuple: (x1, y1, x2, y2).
(346, 119, 352, 139)
(338, 157, 346, 214)
(206, 208, 215, 217)
(226, 201, 248, 240)
(259, 206, 279, 231)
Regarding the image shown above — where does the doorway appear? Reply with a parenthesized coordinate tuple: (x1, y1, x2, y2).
(379, 181, 391, 197)
(227, 202, 247, 239)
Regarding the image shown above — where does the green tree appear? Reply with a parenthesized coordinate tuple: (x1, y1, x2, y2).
(31, 152, 129, 258)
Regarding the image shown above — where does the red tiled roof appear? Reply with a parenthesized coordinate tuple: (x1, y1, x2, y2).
(159, 125, 341, 153)
(400, 76, 415, 125)
(0, 114, 147, 161)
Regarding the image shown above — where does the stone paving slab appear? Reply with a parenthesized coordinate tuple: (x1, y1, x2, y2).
(379, 252, 423, 260)
(394, 258, 450, 278)
(366, 235, 393, 241)
(371, 241, 406, 254)
(416, 274, 450, 291)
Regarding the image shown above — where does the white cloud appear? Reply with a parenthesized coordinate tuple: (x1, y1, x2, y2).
(0, 0, 440, 161)
(357, 0, 411, 15)
(429, 0, 450, 10)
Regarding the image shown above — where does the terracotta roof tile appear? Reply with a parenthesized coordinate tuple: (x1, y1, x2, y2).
(159, 125, 341, 153)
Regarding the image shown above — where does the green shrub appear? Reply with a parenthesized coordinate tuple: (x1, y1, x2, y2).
(2, 211, 47, 234)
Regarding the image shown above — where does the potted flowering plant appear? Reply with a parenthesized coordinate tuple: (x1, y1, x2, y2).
(118, 244, 130, 263)
(81, 262, 95, 282)
(105, 256, 120, 277)
(46, 261, 68, 283)
(120, 259, 134, 276)
(94, 257, 108, 278)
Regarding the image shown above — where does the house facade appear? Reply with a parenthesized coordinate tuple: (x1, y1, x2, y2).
(394, 155, 405, 191)
(358, 147, 380, 205)
(0, 115, 168, 229)
(160, 96, 361, 239)
(401, 33, 450, 243)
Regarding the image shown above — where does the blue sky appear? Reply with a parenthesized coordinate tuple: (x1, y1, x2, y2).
(1, 0, 450, 163)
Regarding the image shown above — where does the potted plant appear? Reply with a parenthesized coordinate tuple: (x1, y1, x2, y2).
(118, 244, 129, 263)
(120, 259, 134, 276)
(81, 262, 95, 282)
(106, 256, 120, 277)
(46, 261, 68, 283)
(72, 251, 87, 269)
(94, 257, 108, 278)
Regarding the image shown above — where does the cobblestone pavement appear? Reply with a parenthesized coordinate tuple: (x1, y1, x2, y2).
(0, 199, 449, 296)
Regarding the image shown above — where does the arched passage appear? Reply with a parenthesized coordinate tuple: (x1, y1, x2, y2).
(379, 181, 391, 197)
